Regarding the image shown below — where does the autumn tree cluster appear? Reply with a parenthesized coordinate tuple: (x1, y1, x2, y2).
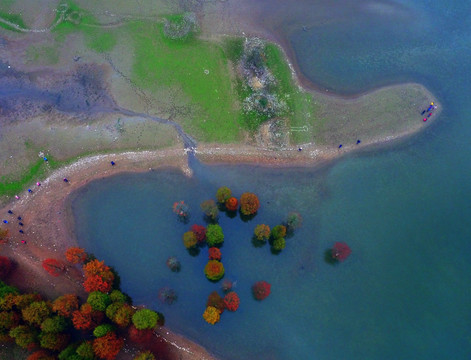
(0, 247, 162, 360)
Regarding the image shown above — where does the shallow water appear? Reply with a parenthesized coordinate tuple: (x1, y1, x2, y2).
(73, 0, 471, 359)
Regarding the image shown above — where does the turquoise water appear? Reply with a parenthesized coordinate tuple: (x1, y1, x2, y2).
(72, 1, 471, 359)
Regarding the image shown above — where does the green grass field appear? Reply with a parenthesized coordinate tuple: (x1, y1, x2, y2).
(0, 10, 27, 31)
(129, 20, 242, 142)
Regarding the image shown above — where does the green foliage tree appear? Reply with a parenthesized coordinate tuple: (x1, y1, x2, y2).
(206, 224, 224, 247)
(109, 290, 129, 304)
(87, 291, 111, 312)
(40, 315, 68, 333)
(93, 324, 114, 338)
(9, 325, 38, 348)
(132, 309, 159, 330)
(76, 340, 94, 359)
(22, 301, 52, 326)
(0, 310, 19, 331)
(39, 331, 70, 351)
(58, 343, 78, 360)
(0, 281, 18, 299)
(216, 187, 232, 203)
(182, 231, 197, 249)
(271, 225, 286, 239)
(105, 302, 121, 321)
(272, 237, 286, 251)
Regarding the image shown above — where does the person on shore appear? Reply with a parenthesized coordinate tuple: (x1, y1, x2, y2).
(43, 157, 48, 162)
(36, 182, 41, 186)
(356, 140, 361, 144)
(19, 222, 23, 226)
(15, 195, 19, 199)
(7, 210, 13, 214)
(17, 216, 21, 220)
(21, 240, 26, 244)
(63, 178, 69, 183)
(19, 229, 23, 234)
(2, 220, 7, 224)
(111, 161, 115, 166)
(338, 144, 343, 149)
(423, 118, 427, 122)
(28, 189, 32, 193)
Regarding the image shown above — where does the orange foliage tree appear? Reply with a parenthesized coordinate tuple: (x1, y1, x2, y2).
(204, 260, 225, 281)
(52, 294, 79, 318)
(65, 247, 87, 264)
(206, 291, 225, 314)
(21, 301, 51, 326)
(93, 332, 124, 360)
(225, 197, 238, 212)
(72, 303, 103, 331)
(42, 259, 65, 277)
(240, 192, 260, 215)
(208, 247, 222, 261)
(254, 224, 270, 241)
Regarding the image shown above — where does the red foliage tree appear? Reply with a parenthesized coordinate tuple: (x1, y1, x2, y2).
(93, 332, 124, 360)
(223, 292, 240, 312)
(208, 247, 222, 261)
(42, 259, 65, 277)
(83, 275, 113, 293)
(225, 197, 238, 212)
(0, 256, 13, 279)
(331, 242, 352, 261)
(128, 325, 154, 344)
(252, 281, 271, 301)
(191, 224, 206, 243)
(65, 247, 87, 264)
(240, 193, 260, 216)
(206, 291, 225, 314)
(52, 294, 79, 318)
(72, 303, 103, 331)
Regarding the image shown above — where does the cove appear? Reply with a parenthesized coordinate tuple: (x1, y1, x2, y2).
(71, 153, 470, 359)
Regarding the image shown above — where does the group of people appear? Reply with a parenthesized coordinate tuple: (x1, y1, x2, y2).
(422, 102, 437, 122)
(3, 210, 26, 243)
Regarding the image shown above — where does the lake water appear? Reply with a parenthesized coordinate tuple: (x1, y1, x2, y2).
(72, 0, 471, 359)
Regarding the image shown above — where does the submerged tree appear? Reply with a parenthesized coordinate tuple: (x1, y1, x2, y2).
(166, 256, 181, 272)
(202, 306, 220, 325)
(252, 281, 271, 301)
(183, 231, 197, 249)
(204, 261, 225, 281)
(216, 187, 232, 204)
(200, 200, 219, 221)
(254, 224, 270, 242)
(240, 193, 260, 216)
(330, 242, 352, 262)
(225, 197, 239, 212)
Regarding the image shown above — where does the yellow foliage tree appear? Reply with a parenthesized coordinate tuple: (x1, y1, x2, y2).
(202, 306, 220, 325)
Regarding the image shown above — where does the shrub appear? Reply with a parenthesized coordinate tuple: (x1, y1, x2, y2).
(166, 256, 181, 272)
(93, 324, 114, 338)
(191, 224, 207, 243)
(225, 197, 238, 212)
(216, 187, 232, 203)
(206, 291, 225, 314)
(172, 201, 189, 220)
(42, 259, 65, 277)
(285, 212, 302, 232)
(132, 309, 159, 330)
(65, 247, 87, 264)
(22, 301, 51, 326)
(40, 316, 68, 333)
(223, 292, 240, 312)
(254, 224, 270, 241)
(52, 294, 79, 318)
(208, 247, 222, 261)
(134, 351, 155, 360)
(92, 332, 123, 360)
(204, 260, 225, 281)
(87, 292, 111, 312)
(200, 199, 219, 221)
(272, 237, 286, 251)
(0, 256, 13, 279)
(206, 224, 224, 247)
(183, 231, 197, 249)
(158, 287, 178, 305)
(331, 242, 352, 262)
(240, 193, 260, 215)
(252, 281, 271, 301)
(202, 306, 220, 325)
(271, 225, 286, 239)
